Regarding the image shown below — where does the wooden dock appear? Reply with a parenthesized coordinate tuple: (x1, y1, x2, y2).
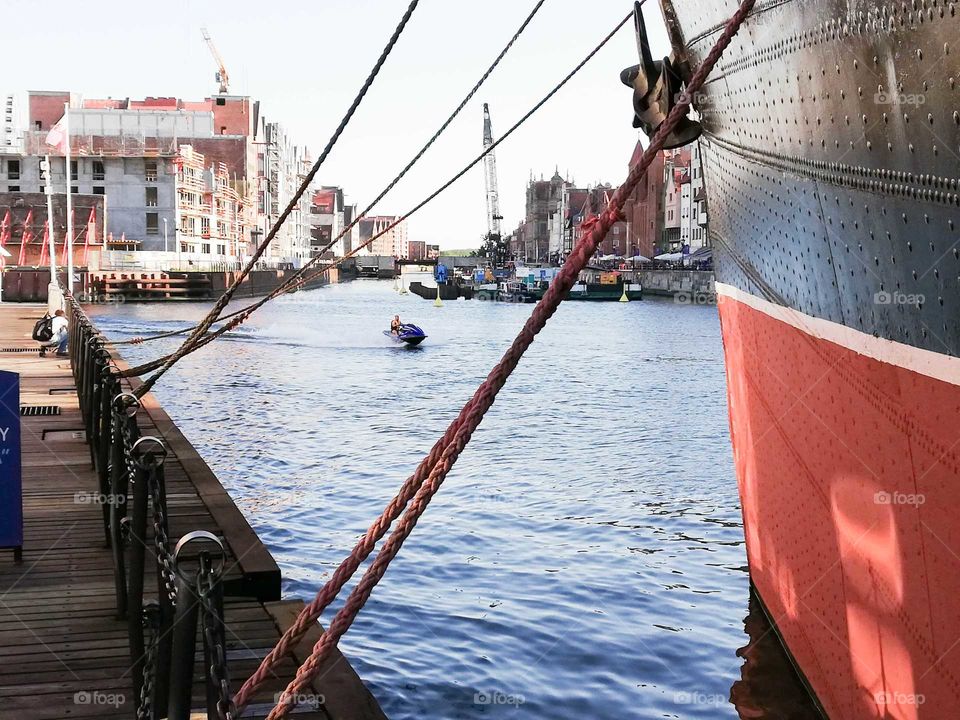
(0, 303, 386, 720)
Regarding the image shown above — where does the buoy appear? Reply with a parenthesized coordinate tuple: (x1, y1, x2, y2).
(434, 285, 443, 307)
(399, 281, 407, 295)
(619, 284, 629, 302)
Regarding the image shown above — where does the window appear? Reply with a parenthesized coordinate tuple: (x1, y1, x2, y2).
(144, 159, 158, 182)
(71, 186, 78, 194)
(38, 158, 47, 179)
(70, 160, 78, 181)
(220, 126, 227, 135)
(7, 159, 19, 180)
(201, 243, 211, 254)
(8, 185, 19, 192)
(215, 97, 226, 106)
(92, 160, 105, 181)
(145, 212, 159, 235)
(145, 187, 158, 207)
(93, 186, 105, 195)
(216, 244, 225, 255)
(34, 120, 41, 130)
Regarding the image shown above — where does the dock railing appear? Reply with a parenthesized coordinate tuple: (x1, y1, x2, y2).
(66, 295, 237, 720)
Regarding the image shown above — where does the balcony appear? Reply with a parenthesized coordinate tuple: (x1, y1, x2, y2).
(25, 131, 179, 158)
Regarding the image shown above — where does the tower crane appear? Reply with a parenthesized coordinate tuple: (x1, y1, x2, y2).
(201, 28, 230, 94)
(481, 103, 507, 264)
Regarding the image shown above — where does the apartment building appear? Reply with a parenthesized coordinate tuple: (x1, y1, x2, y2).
(358, 215, 407, 258)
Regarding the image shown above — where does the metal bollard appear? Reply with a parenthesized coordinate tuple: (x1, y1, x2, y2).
(108, 392, 140, 618)
(127, 435, 166, 706)
(166, 531, 225, 720)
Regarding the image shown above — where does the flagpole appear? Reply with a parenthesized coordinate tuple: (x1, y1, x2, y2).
(64, 101, 74, 295)
(44, 155, 61, 313)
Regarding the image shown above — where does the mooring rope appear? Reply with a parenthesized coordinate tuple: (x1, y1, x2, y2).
(131, 0, 420, 397)
(252, 3, 757, 717)
(123, 6, 631, 381)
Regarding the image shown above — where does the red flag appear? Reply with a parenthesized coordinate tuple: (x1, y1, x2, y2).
(45, 117, 68, 154)
(18, 209, 34, 266)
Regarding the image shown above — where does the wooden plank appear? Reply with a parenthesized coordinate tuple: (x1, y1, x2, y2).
(0, 304, 382, 720)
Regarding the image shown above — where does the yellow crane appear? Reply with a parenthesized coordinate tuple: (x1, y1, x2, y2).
(201, 27, 230, 94)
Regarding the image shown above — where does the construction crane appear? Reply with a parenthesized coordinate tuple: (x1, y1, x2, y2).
(201, 28, 230, 94)
(481, 103, 507, 264)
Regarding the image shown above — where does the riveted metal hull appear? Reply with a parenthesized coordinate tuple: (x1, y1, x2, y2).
(664, 1, 960, 716)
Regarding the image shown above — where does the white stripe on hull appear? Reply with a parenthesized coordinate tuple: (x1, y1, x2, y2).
(715, 282, 960, 387)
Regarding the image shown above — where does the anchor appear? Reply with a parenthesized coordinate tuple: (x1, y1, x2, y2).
(620, 0, 702, 149)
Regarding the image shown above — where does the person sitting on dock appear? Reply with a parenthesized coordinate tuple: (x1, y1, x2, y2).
(39, 309, 69, 358)
(390, 315, 403, 335)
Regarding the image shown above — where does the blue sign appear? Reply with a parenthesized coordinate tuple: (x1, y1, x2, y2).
(0, 371, 22, 556)
(436, 263, 448, 283)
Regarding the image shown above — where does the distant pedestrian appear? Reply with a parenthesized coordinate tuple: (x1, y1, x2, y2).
(39, 309, 69, 358)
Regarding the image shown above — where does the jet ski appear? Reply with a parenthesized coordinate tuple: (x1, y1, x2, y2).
(384, 323, 427, 347)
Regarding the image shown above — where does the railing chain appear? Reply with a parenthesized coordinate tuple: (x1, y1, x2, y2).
(136, 602, 161, 720)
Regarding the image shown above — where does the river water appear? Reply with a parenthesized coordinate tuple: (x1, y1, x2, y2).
(90, 279, 818, 720)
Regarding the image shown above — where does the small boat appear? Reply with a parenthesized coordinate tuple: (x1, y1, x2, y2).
(383, 323, 427, 347)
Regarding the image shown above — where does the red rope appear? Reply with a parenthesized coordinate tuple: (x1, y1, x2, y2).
(260, 3, 755, 717)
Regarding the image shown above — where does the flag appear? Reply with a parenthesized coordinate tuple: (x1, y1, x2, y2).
(45, 117, 68, 153)
(18, 209, 34, 266)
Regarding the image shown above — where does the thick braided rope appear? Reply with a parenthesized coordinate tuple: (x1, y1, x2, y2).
(266, 3, 756, 718)
(123, 6, 628, 380)
(134, 0, 420, 398)
(232, 420, 463, 713)
(233, 15, 636, 711)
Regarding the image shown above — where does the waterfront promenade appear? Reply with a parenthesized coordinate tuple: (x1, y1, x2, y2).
(0, 304, 385, 719)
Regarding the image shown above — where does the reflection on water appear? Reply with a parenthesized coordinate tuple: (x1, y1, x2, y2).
(91, 279, 819, 719)
(733, 592, 824, 719)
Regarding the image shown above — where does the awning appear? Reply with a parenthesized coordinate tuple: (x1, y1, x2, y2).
(654, 252, 684, 261)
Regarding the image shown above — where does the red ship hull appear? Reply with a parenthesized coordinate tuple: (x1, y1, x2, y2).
(718, 283, 960, 718)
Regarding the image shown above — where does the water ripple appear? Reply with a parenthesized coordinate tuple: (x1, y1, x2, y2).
(90, 280, 815, 720)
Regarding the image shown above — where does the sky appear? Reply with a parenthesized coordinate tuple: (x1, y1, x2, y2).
(4, 0, 672, 249)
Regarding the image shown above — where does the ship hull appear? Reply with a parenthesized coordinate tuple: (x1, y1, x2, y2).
(718, 282, 960, 719)
(663, 0, 960, 716)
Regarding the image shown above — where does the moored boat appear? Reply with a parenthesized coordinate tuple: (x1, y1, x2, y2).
(646, 0, 960, 716)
